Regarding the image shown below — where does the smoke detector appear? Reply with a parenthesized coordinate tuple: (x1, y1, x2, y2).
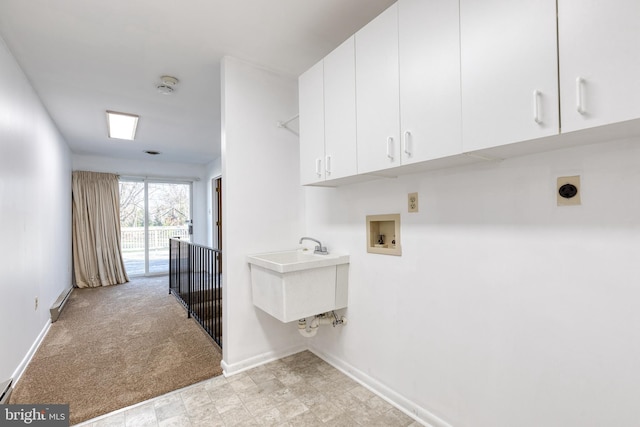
(161, 76, 179, 86)
(157, 75, 179, 95)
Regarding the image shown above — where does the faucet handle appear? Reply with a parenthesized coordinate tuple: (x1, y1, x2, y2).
(314, 245, 329, 255)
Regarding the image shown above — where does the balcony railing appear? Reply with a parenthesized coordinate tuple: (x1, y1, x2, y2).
(169, 238, 222, 348)
(121, 226, 189, 251)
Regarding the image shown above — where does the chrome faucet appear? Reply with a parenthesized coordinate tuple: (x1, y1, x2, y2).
(299, 237, 328, 255)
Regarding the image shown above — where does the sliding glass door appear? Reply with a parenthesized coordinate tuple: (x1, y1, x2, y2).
(120, 180, 145, 275)
(120, 179, 192, 276)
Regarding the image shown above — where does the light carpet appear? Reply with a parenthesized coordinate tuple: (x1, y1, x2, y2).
(9, 276, 223, 425)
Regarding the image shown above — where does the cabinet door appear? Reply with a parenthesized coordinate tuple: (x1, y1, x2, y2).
(399, 0, 462, 164)
(324, 36, 357, 180)
(299, 60, 325, 185)
(356, 3, 400, 174)
(460, 0, 559, 152)
(559, 0, 640, 133)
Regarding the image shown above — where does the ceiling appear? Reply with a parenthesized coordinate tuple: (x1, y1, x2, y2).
(0, 0, 396, 164)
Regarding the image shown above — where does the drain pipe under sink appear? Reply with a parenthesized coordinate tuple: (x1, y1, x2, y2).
(298, 311, 347, 337)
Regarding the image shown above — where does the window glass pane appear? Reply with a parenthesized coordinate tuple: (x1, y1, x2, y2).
(148, 182, 191, 274)
(119, 181, 145, 276)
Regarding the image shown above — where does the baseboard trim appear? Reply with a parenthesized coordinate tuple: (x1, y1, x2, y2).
(308, 345, 453, 427)
(11, 320, 51, 388)
(221, 343, 307, 377)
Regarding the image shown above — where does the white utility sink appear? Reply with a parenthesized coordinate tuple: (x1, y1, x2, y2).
(247, 250, 349, 273)
(248, 249, 349, 323)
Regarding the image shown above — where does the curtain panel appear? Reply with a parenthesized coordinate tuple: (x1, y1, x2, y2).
(72, 171, 129, 287)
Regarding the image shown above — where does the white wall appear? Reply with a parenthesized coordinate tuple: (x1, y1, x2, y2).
(72, 154, 209, 245)
(305, 138, 640, 426)
(220, 57, 305, 373)
(0, 36, 72, 382)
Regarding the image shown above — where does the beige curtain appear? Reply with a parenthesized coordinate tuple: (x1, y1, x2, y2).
(72, 171, 129, 287)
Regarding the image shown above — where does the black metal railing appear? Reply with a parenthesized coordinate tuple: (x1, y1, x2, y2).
(169, 238, 222, 348)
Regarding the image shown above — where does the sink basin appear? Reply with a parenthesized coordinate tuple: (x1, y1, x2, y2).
(247, 250, 349, 322)
(247, 250, 349, 273)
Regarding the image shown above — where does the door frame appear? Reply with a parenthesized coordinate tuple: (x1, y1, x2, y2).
(212, 176, 222, 273)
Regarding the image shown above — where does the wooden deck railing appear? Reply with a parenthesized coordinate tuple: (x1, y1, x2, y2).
(121, 226, 189, 251)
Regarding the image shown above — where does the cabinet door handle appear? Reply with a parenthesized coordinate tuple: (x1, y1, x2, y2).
(315, 158, 322, 177)
(325, 155, 331, 175)
(403, 131, 412, 156)
(533, 90, 542, 124)
(576, 77, 586, 115)
(386, 137, 394, 160)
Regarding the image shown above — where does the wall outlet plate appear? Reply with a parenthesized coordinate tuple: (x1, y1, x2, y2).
(408, 192, 418, 213)
(557, 175, 581, 206)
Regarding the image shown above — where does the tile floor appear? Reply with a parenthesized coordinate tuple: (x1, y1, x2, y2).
(76, 351, 421, 427)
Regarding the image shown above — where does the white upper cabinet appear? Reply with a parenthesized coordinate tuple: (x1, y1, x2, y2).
(324, 36, 357, 181)
(299, 60, 325, 185)
(299, 0, 640, 186)
(460, 0, 559, 152)
(398, 0, 462, 164)
(355, 3, 401, 174)
(558, 0, 640, 133)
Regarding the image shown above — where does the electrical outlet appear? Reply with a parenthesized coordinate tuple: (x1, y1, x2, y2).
(35, 296, 38, 311)
(557, 175, 581, 206)
(408, 192, 419, 213)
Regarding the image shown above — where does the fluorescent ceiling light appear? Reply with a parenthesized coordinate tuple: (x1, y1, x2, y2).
(106, 111, 139, 140)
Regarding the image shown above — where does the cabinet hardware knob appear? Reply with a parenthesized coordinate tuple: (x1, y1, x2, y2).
(404, 131, 412, 156)
(386, 137, 394, 160)
(533, 90, 543, 124)
(576, 77, 586, 115)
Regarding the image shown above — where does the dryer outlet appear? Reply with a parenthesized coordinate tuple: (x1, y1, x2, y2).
(557, 175, 581, 206)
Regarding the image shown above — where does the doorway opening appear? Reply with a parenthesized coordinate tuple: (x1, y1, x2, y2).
(120, 179, 192, 276)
